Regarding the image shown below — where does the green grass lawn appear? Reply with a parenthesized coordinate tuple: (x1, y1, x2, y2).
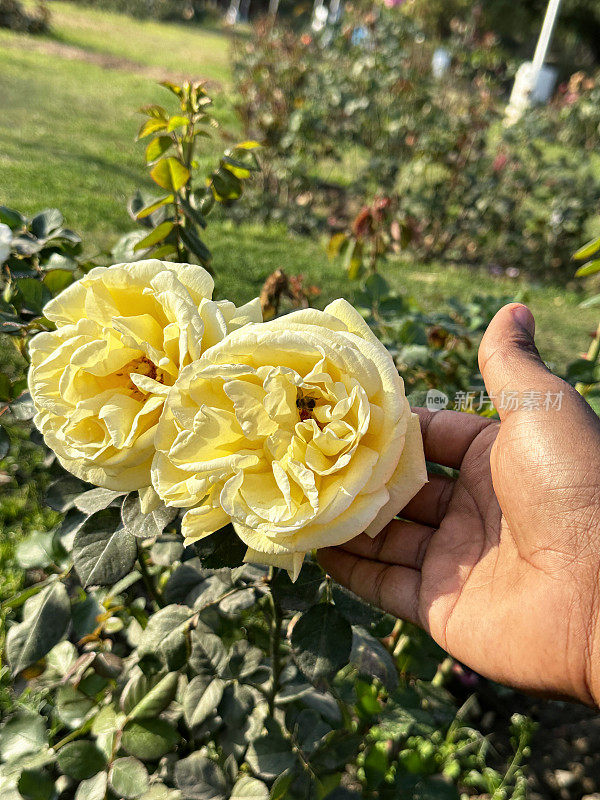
(18, 0, 244, 83)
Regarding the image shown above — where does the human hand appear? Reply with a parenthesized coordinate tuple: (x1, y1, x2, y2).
(319, 303, 600, 706)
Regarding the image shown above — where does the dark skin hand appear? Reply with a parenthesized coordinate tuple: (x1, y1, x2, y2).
(319, 303, 600, 706)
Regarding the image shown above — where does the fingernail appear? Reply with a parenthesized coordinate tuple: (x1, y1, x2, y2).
(512, 304, 535, 337)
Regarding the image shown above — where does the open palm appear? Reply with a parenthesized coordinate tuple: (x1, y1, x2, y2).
(319, 304, 600, 705)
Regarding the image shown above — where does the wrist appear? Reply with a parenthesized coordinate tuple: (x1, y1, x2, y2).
(582, 587, 600, 707)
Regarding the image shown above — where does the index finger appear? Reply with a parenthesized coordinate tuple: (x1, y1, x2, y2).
(413, 407, 497, 469)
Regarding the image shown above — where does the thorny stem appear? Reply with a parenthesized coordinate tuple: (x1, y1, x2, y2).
(172, 194, 186, 262)
(137, 546, 165, 611)
(267, 566, 283, 717)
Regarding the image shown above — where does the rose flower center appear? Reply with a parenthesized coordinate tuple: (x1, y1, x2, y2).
(296, 389, 322, 426)
(115, 355, 165, 401)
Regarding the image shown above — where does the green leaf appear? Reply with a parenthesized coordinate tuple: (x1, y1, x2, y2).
(188, 626, 228, 675)
(121, 671, 179, 720)
(332, 585, 386, 629)
(42, 252, 77, 271)
(55, 684, 96, 729)
(234, 140, 261, 150)
(6, 582, 70, 675)
(121, 493, 178, 538)
(288, 708, 331, 755)
(164, 560, 205, 604)
(0, 713, 47, 760)
(71, 592, 104, 637)
(350, 627, 398, 692)
(75, 487, 124, 515)
(269, 772, 295, 800)
(109, 757, 149, 798)
(174, 753, 227, 800)
(137, 118, 168, 140)
(136, 194, 173, 219)
(183, 675, 226, 728)
(73, 508, 137, 587)
(111, 230, 150, 261)
(231, 776, 269, 799)
(9, 391, 36, 421)
(566, 357, 600, 384)
(134, 221, 175, 252)
(17, 769, 54, 800)
(16, 278, 51, 316)
(11, 234, 43, 257)
(30, 208, 63, 239)
(310, 733, 362, 772)
(147, 243, 177, 259)
(575, 259, 600, 277)
(57, 740, 107, 781)
(180, 195, 207, 229)
(121, 719, 179, 761)
(221, 640, 264, 682)
(218, 683, 255, 728)
(272, 562, 324, 611)
(139, 104, 168, 120)
(246, 720, 296, 780)
(137, 605, 192, 670)
(160, 80, 184, 99)
(150, 158, 190, 193)
(91, 705, 120, 737)
(167, 115, 189, 132)
(0, 205, 25, 229)
(43, 269, 74, 295)
(209, 167, 242, 202)
(179, 224, 211, 264)
(46, 640, 77, 676)
(15, 532, 56, 570)
(573, 236, 600, 261)
(151, 537, 184, 566)
(291, 604, 353, 682)
(193, 523, 246, 569)
(74, 772, 108, 800)
(46, 475, 89, 512)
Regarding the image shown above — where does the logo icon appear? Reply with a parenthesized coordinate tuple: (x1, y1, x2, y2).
(425, 389, 449, 413)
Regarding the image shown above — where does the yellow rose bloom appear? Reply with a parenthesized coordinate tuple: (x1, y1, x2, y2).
(28, 260, 261, 508)
(152, 298, 427, 578)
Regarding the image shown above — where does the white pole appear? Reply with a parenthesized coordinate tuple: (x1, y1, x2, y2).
(505, 0, 563, 124)
(530, 0, 563, 87)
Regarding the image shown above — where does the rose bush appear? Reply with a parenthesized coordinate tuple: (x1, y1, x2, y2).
(28, 260, 261, 509)
(1, 206, 536, 800)
(152, 299, 426, 577)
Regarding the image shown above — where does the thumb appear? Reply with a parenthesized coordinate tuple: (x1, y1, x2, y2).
(478, 303, 558, 421)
